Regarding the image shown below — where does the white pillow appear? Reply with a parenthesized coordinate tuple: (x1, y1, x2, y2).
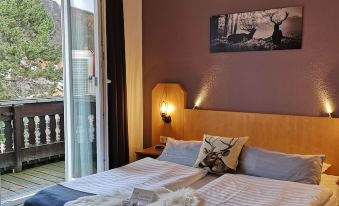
(194, 134, 248, 174)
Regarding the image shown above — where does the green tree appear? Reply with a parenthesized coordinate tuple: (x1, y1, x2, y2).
(0, 0, 62, 100)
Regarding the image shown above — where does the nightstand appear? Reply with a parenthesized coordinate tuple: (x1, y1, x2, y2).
(135, 147, 163, 160)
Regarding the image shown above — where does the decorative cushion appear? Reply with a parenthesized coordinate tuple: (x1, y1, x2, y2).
(238, 146, 326, 185)
(194, 134, 248, 174)
(157, 137, 202, 167)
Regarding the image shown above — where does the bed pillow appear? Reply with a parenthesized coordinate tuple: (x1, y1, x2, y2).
(238, 146, 325, 185)
(157, 137, 202, 167)
(194, 134, 248, 174)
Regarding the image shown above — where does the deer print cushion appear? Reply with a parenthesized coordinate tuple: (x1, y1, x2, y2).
(194, 134, 248, 174)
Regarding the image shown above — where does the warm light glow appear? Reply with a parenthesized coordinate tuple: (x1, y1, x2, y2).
(193, 68, 218, 109)
(193, 84, 208, 109)
(194, 97, 202, 109)
(160, 101, 169, 114)
(311, 66, 335, 118)
(167, 104, 175, 115)
(325, 100, 333, 117)
(160, 101, 175, 115)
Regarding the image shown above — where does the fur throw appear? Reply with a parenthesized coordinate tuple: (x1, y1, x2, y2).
(65, 188, 200, 206)
(150, 188, 200, 206)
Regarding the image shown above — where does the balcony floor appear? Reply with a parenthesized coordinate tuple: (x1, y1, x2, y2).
(1, 161, 65, 204)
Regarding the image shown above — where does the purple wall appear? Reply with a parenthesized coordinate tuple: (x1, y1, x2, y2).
(142, 0, 339, 147)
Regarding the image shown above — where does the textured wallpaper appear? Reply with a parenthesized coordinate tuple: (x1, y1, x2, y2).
(142, 0, 339, 146)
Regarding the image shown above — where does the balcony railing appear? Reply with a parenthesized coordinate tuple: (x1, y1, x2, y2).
(0, 98, 64, 172)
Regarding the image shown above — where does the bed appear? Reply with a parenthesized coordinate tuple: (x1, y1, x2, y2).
(24, 157, 207, 206)
(25, 172, 338, 206)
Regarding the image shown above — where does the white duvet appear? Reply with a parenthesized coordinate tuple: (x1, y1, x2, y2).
(61, 158, 207, 195)
(197, 174, 333, 206)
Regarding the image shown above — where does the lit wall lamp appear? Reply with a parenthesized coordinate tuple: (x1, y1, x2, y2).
(160, 100, 172, 123)
(325, 101, 333, 118)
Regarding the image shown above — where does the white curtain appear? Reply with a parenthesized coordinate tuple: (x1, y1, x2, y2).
(124, 0, 143, 161)
(70, 0, 96, 177)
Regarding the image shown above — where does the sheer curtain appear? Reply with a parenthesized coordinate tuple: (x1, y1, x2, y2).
(70, 0, 96, 177)
(123, 0, 143, 162)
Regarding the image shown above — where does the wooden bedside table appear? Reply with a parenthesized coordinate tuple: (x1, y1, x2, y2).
(135, 147, 163, 160)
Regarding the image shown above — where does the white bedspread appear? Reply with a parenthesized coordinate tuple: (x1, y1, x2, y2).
(197, 174, 333, 206)
(61, 158, 207, 195)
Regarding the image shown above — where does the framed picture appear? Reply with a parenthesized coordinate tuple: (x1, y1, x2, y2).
(210, 6, 303, 52)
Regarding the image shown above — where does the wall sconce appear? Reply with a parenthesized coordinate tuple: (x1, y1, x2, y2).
(160, 100, 172, 123)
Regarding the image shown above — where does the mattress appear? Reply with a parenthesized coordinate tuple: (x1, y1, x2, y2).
(61, 157, 207, 195)
(197, 174, 334, 206)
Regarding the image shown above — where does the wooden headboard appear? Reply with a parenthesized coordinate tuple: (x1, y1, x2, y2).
(152, 83, 339, 175)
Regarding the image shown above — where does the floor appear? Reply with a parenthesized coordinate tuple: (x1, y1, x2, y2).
(1, 161, 65, 205)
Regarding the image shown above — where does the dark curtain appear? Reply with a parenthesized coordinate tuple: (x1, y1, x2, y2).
(106, 0, 129, 169)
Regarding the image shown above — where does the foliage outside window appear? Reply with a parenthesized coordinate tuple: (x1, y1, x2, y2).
(0, 0, 63, 100)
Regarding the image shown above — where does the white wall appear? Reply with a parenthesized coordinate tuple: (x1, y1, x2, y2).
(123, 0, 143, 161)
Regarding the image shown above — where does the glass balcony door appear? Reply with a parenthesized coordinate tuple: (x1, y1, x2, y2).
(62, 0, 107, 180)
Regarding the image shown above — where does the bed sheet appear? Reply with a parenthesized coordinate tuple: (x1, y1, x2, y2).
(61, 158, 207, 195)
(197, 174, 333, 206)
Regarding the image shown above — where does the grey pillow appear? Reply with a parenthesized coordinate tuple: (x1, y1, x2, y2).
(157, 137, 202, 167)
(238, 146, 325, 185)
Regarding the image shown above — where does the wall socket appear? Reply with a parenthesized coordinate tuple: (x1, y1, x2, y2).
(159, 136, 167, 144)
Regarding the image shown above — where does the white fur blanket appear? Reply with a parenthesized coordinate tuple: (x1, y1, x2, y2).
(150, 188, 199, 206)
(65, 188, 200, 206)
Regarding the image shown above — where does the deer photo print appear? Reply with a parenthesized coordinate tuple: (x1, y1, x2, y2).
(210, 6, 303, 52)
